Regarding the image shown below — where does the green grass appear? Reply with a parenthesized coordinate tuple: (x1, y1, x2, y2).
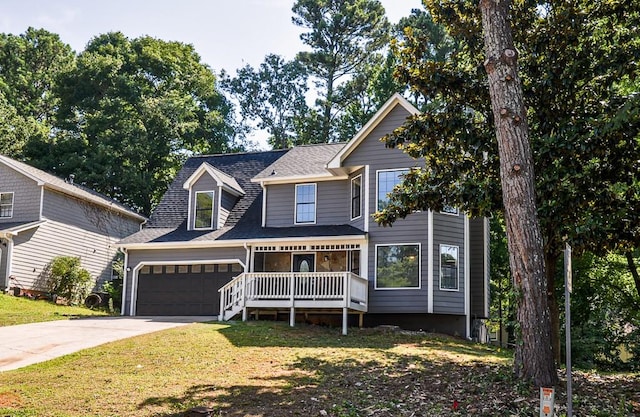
(0, 321, 637, 417)
(0, 293, 109, 326)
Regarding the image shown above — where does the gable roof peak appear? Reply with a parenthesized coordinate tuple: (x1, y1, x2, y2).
(182, 161, 245, 196)
(327, 93, 419, 169)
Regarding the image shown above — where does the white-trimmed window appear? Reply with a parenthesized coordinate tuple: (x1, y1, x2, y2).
(0, 192, 13, 218)
(194, 190, 214, 229)
(295, 183, 316, 224)
(441, 206, 459, 215)
(351, 175, 362, 220)
(375, 243, 420, 289)
(440, 244, 459, 291)
(377, 169, 409, 211)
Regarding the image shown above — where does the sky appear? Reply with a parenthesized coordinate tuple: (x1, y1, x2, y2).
(0, 0, 424, 74)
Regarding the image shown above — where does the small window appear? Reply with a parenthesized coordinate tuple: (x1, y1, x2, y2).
(441, 206, 459, 215)
(377, 169, 408, 211)
(0, 192, 14, 218)
(194, 191, 214, 229)
(375, 244, 420, 289)
(295, 183, 316, 224)
(440, 245, 459, 291)
(351, 175, 362, 219)
(192, 264, 202, 273)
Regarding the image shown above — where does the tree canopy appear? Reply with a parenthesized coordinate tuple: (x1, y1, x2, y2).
(22, 32, 239, 215)
(221, 54, 309, 149)
(0, 28, 75, 158)
(375, 0, 640, 370)
(292, 0, 391, 142)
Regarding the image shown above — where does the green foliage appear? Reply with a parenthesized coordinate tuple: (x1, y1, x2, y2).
(0, 28, 75, 158)
(23, 32, 240, 216)
(292, 0, 391, 142)
(45, 256, 93, 305)
(377, 1, 640, 261)
(566, 252, 640, 371)
(221, 54, 309, 149)
(101, 280, 122, 312)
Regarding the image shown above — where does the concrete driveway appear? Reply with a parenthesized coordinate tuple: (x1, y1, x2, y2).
(0, 316, 216, 372)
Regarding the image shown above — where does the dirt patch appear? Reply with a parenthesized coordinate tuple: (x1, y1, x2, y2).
(0, 391, 22, 408)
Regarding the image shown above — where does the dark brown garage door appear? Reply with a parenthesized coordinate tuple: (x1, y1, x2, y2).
(136, 263, 240, 316)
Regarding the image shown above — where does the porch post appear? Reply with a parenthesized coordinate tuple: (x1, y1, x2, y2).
(342, 308, 348, 335)
(289, 273, 296, 327)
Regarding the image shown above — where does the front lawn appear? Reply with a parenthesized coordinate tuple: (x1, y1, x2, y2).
(0, 293, 109, 326)
(0, 321, 638, 416)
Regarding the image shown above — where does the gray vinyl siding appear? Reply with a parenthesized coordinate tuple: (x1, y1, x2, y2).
(0, 164, 41, 223)
(191, 174, 218, 229)
(123, 246, 246, 313)
(433, 212, 466, 314)
(6, 189, 143, 291)
(343, 104, 431, 314)
(343, 105, 417, 169)
(219, 190, 237, 227)
(11, 220, 140, 292)
(469, 217, 489, 318)
(265, 180, 349, 227)
(367, 211, 431, 314)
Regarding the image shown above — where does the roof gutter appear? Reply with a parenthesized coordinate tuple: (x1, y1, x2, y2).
(118, 233, 367, 251)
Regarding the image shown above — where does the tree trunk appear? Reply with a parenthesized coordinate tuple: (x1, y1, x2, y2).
(625, 251, 640, 299)
(479, 0, 557, 387)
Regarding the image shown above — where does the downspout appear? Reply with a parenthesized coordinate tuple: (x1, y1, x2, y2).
(121, 247, 128, 316)
(464, 215, 471, 339)
(243, 242, 251, 272)
(260, 182, 267, 227)
(1, 234, 13, 292)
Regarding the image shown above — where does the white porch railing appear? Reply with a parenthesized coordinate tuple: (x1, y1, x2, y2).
(219, 272, 368, 334)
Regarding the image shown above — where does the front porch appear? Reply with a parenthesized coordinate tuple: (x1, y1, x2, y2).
(219, 271, 368, 335)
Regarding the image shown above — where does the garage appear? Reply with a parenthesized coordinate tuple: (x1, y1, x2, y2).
(135, 263, 241, 316)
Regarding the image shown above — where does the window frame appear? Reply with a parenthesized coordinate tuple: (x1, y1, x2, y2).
(374, 243, 421, 290)
(441, 206, 459, 216)
(350, 174, 362, 220)
(439, 244, 460, 291)
(194, 190, 215, 230)
(0, 192, 14, 218)
(376, 168, 409, 211)
(295, 183, 317, 225)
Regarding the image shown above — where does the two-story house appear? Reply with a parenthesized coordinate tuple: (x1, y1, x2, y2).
(0, 155, 147, 296)
(119, 94, 490, 337)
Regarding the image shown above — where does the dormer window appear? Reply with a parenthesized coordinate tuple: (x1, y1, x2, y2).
(183, 162, 245, 231)
(194, 191, 214, 229)
(0, 192, 13, 218)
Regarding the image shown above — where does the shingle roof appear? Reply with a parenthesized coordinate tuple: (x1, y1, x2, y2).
(145, 149, 288, 229)
(0, 155, 145, 221)
(120, 148, 366, 246)
(253, 143, 345, 181)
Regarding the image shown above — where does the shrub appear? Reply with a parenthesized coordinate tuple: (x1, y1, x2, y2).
(45, 256, 93, 305)
(101, 279, 122, 312)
